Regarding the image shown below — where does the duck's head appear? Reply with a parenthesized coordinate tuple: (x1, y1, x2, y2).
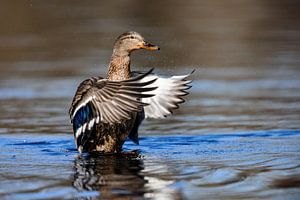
(113, 31, 160, 55)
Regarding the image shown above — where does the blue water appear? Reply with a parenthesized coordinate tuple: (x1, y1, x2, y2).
(1, 130, 300, 199)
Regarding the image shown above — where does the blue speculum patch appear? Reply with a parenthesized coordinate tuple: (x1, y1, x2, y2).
(72, 103, 94, 134)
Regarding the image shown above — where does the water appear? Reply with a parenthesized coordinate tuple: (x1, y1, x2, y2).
(1, 1, 300, 199)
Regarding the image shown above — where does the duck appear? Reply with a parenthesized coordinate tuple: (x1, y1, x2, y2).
(69, 31, 193, 153)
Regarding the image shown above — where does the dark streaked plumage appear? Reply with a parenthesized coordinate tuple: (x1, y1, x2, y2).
(69, 69, 156, 153)
(69, 31, 193, 153)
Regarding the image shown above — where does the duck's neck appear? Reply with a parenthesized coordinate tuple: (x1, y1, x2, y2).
(107, 50, 131, 81)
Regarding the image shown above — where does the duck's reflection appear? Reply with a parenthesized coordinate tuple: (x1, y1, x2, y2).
(73, 152, 146, 199)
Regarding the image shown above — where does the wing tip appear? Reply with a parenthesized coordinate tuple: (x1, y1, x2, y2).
(123, 68, 155, 82)
(190, 69, 196, 75)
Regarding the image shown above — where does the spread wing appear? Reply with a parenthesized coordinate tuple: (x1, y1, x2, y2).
(69, 68, 157, 142)
(137, 70, 193, 119)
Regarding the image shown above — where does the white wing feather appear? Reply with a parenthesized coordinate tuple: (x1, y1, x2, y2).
(140, 72, 193, 119)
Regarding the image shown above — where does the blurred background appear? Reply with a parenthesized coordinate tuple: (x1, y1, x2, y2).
(0, 1, 300, 199)
(1, 0, 300, 75)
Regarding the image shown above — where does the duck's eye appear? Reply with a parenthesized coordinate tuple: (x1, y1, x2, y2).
(130, 36, 134, 39)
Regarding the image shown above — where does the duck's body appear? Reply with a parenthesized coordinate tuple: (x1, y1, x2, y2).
(69, 31, 192, 153)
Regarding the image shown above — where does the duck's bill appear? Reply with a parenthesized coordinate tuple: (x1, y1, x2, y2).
(142, 42, 160, 51)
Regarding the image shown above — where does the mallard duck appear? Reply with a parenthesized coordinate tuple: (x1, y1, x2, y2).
(69, 31, 193, 153)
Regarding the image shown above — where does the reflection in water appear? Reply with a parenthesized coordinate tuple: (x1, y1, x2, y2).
(73, 153, 146, 199)
(72, 152, 183, 199)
